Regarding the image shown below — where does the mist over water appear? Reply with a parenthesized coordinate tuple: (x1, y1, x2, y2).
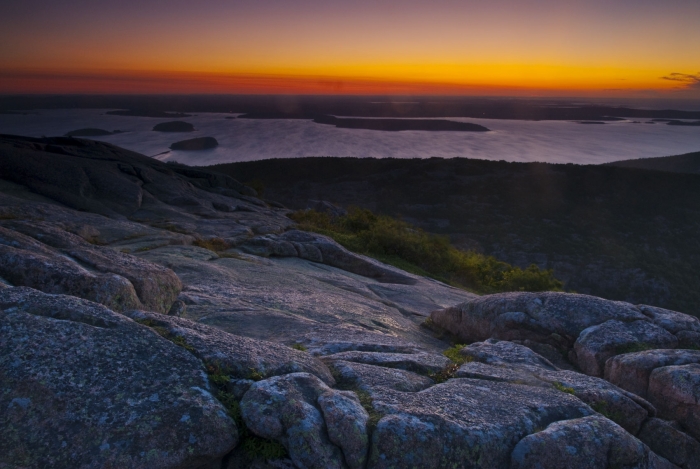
(1, 109, 699, 166)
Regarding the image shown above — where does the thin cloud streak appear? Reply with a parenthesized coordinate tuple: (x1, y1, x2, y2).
(661, 72, 700, 89)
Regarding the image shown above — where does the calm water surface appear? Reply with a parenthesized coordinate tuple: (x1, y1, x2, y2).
(1, 109, 699, 165)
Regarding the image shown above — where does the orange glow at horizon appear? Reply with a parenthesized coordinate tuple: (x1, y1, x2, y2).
(1, 1, 699, 97)
(0, 65, 694, 97)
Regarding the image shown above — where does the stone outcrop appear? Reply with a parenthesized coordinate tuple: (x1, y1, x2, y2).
(1, 135, 695, 468)
(241, 373, 369, 469)
(511, 415, 676, 469)
(1, 220, 182, 313)
(430, 291, 700, 376)
(0, 287, 237, 469)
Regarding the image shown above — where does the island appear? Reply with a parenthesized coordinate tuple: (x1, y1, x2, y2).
(169, 136, 218, 150)
(64, 128, 119, 137)
(153, 121, 195, 132)
(313, 115, 490, 132)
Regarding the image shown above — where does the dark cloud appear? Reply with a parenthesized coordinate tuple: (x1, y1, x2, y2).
(661, 72, 700, 89)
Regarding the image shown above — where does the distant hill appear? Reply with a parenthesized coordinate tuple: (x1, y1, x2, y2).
(208, 156, 700, 317)
(607, 150, 700, 175)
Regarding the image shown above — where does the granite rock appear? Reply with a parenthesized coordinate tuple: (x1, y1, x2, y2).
(0, 287, 237, 469)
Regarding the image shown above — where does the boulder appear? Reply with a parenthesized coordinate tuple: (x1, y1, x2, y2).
(430, 292, 700, 377)
(318, 390, 370, 469)
(367, 378, 592, 468)
(456, 340, 654, 435)
(648, 364, 700, 440)
(430, 292, 647, 349)
(240, 373, 368, 469)
(605, 349, 700, 399)
(125, 310, 335, 385)
(639, 418, 700, 469)
(574, 319, 678, 376)
(0, 225, 142, 312)
(511, 415, 677, 469)
(639, 305, 700, 335)
(4, 220, 182, 313)
(0, 287, 237, 469)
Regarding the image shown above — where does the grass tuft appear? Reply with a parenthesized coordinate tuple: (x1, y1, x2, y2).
(442, 344, 470, 365)
(289, 208, 563, 294)
(290, 343, 307, 352)
(553, 382, 576, 395)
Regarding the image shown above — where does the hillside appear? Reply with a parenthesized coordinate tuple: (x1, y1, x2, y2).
(607, 150, 700, 175)
(209, 157, 700, 317)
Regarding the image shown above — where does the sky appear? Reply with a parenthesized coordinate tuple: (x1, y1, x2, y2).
(1, 0, 699, 96)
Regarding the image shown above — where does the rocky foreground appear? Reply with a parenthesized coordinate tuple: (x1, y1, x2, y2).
(1, 134, 699, 469)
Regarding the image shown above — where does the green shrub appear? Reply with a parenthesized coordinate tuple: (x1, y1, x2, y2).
(442, 344, 470, 365)
(289, 207, 563, 294)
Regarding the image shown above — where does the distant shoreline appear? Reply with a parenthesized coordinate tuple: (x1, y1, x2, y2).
(2, 95, 700, 121)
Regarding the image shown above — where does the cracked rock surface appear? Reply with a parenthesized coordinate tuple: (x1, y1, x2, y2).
(2, 135, 697, 468)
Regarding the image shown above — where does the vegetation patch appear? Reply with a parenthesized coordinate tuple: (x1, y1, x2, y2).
(442, 344, 470, 365)
(355, 389, 383, 433)
(426, 344, 473, 383)
(552, 382, 576, 395)
(193, 237, 230, 252)
(289, 208, 563, 294)
(290, 343, 307, 351)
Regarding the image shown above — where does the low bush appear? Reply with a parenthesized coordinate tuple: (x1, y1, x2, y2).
(289, 208, 563, 294)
